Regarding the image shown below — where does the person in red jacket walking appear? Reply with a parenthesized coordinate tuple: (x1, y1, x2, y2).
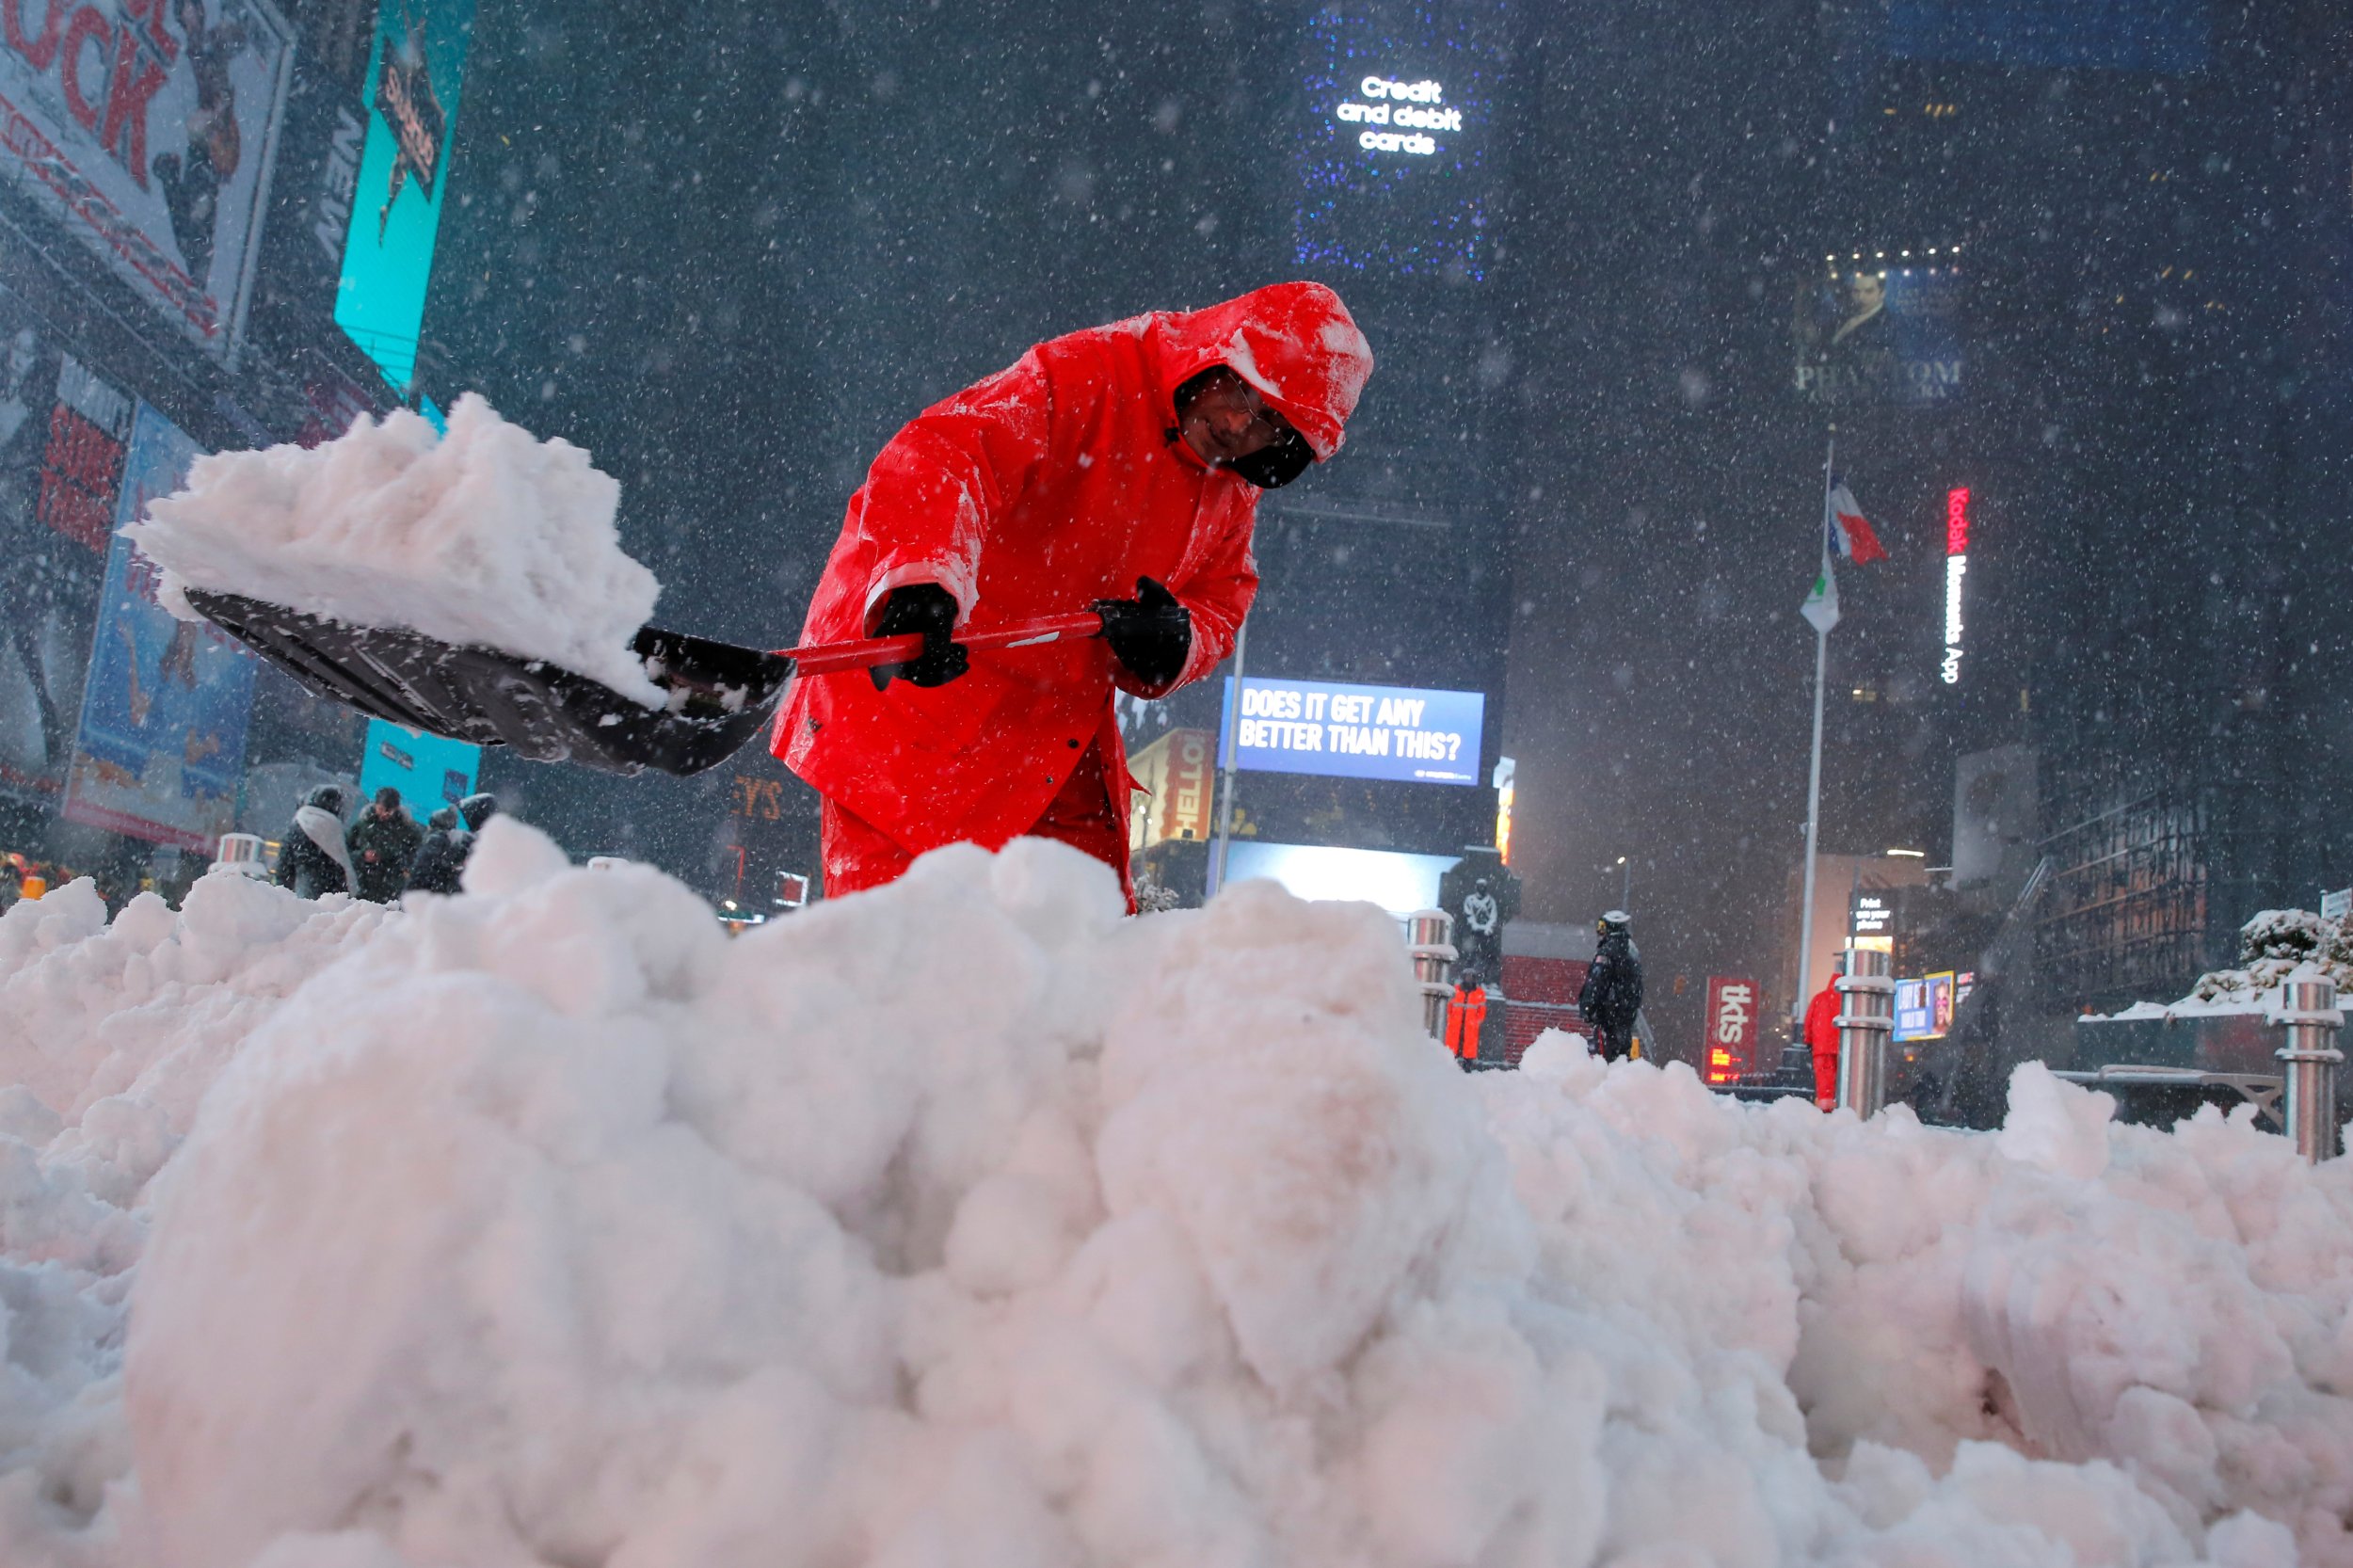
(775, 282, 1374, 906)
(1805, 953, 1846, 1108)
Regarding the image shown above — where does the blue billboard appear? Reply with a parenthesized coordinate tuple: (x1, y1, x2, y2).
(1292, 5, 1504, 281)
(356, 718, 479, 810)
(1220, 675, 1484, 787)
(62, 405, 258, 852)
(334, 0, 476, 391)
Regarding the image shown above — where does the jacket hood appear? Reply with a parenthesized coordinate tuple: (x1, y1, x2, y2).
(456, 792, 499, 832)
(1152, 281, 1373, 461)
(303, 784, 348, 815)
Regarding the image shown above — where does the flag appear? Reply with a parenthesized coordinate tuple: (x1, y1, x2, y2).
(1800, 556, 1840, 633)
(1827, 479, 1887, 564)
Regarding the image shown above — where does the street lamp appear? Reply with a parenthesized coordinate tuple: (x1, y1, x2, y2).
(1616, 856, 1630, 910)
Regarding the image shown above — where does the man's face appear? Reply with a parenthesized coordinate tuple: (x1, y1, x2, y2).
(1178, 368, 1297, 468)
(1850, 274, 1884, 313)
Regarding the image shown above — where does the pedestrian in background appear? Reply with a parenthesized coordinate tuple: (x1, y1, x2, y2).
(1577, 910, 1644, 1062)
(276, 784, 355, 900)
(407, 792, 498, 896)
(348, 787, 422, 903)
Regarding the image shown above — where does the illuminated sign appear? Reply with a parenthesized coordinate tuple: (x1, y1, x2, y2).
(1293, 6, 1497, 280)
(1942, 487, 1968, 684)
(334, 0, 474, 390)
(1893, 971, 1959, 1043)
(1703, 976, 1760, 1084)
(1493, 756, 1515, 865)
(1221, 675, 1483, 786)
(1332, 75, 1460, 155)
(1223, 840, 1462, 917)
(356, 717, 479, 808)
(1850, 891, 1894, 952)
(1127, 727, 1214, 849)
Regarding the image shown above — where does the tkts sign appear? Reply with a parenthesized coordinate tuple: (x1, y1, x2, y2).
(0, 0, 292, 360)
(1703, 976, 1760, 1085)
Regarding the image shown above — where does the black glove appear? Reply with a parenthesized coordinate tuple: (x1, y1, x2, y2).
(1090, 576, 1192, 690)
(870, 584, 968, 690)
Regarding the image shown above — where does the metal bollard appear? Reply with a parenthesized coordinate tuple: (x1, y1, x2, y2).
(1834, 945, 1896, 1117)
(2270, 973, 2345, 1163)
(1405, 909, 1456, 1043)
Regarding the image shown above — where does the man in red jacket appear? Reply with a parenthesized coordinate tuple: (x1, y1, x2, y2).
(1806, 954, 1845, 1108)
(775, 281, 1374, 905)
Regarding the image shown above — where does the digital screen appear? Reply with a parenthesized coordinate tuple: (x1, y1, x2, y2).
(1220, 675, 1484, 786)
(356, 718, 479, 809)
(1894, 972, 1960, 1043)
(1888, 0, 2208, 72)
(1223, 841, 1461, 917)
(335, 0, 475, 390)
(1292, 4, 1500, 281)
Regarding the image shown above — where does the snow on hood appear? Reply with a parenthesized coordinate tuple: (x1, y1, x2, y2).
(0, 830, 2337, 1568)
(129, 393, 665, 707)
(1153, 281, 1374, 461)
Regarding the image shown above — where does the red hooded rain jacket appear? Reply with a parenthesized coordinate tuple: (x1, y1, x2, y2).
(774, 282, 1373, 859)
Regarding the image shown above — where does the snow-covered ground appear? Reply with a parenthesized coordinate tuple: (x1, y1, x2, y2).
(0, 826, 2344, 1568)
(129, 394, 664, 705)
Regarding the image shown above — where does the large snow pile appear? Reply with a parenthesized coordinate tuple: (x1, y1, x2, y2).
(1, 829, 2348, 1568)
(128, 393, 664, 705)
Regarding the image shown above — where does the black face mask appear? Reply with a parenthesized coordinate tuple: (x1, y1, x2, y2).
(1227, 427, 1315, 489)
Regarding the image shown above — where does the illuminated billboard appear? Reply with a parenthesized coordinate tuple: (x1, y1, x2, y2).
(1292, 5, 1500, 280)
(63, 402, 257, 851)
(1792, 256, 1962, 409)
(1224, 840, 1460, 917)
(355, 717, 477, 810)
(1893, 972, 1959, 1043)
(333, 0, 473, 390)
(0, 0, 293, 360)
(1220, 675, 1483, 786)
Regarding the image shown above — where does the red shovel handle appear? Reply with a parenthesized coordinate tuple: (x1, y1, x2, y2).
(777, 611, 1106, 677)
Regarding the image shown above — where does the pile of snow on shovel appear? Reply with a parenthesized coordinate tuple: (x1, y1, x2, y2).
(128, 394, 664, 706)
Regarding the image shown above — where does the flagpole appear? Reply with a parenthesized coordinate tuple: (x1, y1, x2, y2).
(1794, 435, 1835, 1036)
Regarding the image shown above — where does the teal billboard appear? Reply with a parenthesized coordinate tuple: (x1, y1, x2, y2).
(333, 0, 474, 391)
(355, 718, 478, 811)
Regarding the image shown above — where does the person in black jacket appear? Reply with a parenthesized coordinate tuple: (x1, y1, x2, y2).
(347, 787, 423, 903)
(276, 784, 355, 900)
(406, 792, 498, 896)
(1577, 909, 1644, 1062)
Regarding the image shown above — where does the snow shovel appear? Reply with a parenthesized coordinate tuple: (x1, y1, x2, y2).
(184, 587, 1107, 779)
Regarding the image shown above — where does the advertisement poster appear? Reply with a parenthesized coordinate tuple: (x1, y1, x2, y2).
(1221, 674, 1483, 786)
(0, 0, 294, 359)
(1791, 263, 1963, 409)
(1291, 3, 1500, 281)
(332, 0, 473, 390)
(0, 312, 130, 804)
(355, 716, 476, 810)
(62, 401, 256, 850)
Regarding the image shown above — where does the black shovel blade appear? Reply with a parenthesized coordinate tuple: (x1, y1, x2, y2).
(184, 589, 792, 778)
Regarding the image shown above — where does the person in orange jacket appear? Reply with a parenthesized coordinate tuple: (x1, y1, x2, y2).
(774, 282, 1374, 907)
(1446, 973, 1489, 1064)
(1805, 953, 1846, 1108)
